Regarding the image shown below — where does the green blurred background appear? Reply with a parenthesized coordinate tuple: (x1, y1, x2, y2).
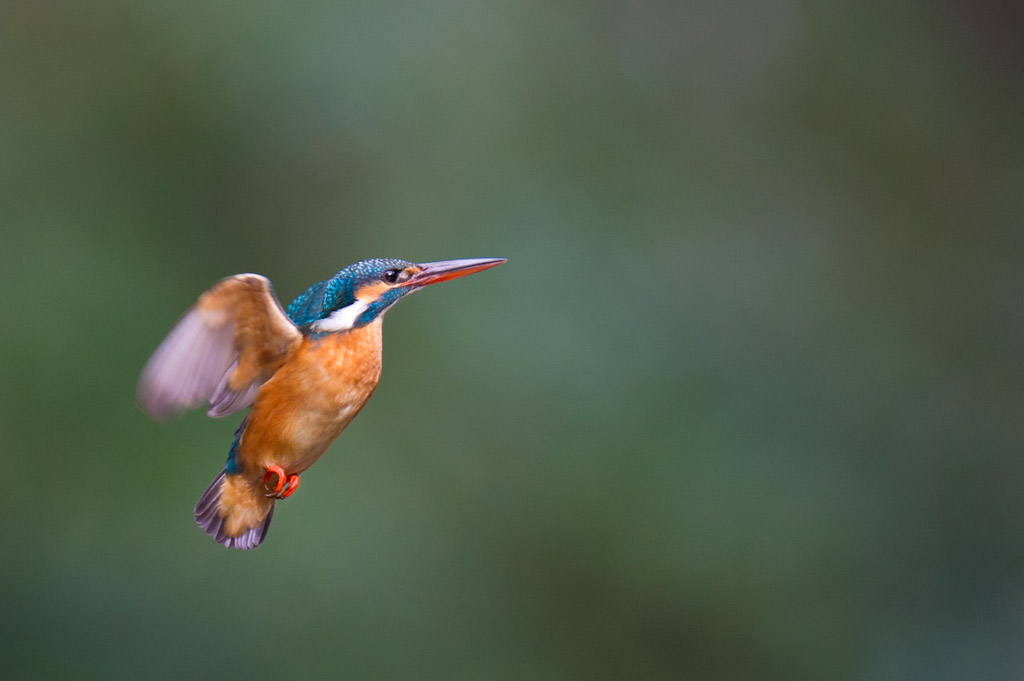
(2, 1, 1022, 679)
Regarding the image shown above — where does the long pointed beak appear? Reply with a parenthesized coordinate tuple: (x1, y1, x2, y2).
(405, 257, 507, 288)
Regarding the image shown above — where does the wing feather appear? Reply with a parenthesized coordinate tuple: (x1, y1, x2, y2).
(208, 360, 263, 417)
(137, 274, 301, 420)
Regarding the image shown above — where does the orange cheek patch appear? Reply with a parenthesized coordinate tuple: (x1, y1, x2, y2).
(355, 281, 391, 302)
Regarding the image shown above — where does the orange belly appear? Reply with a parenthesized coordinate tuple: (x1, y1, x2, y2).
(236, 319, 384, 477)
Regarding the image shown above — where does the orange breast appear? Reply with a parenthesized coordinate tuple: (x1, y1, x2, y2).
(235, 319, 384, 477)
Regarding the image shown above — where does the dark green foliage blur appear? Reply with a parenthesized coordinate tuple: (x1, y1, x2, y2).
(2, 1, 1022, 679)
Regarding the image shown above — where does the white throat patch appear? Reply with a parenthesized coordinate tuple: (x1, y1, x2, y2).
(311, 299, 370, 333)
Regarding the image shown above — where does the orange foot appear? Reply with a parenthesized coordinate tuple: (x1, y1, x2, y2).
(263, 465, 301, 499)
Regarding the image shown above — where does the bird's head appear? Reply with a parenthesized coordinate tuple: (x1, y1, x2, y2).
(286, 257, 506, 334)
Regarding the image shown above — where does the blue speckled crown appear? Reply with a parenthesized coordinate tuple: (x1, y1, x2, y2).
(286, 258, 414, 329)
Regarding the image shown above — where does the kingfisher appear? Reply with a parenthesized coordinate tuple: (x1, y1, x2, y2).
(137, 257, 505, 550)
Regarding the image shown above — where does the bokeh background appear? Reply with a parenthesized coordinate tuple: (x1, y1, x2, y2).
(2, 1, 1022, 679)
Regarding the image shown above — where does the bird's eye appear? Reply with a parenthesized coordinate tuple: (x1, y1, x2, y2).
(382, 269, 401, 284)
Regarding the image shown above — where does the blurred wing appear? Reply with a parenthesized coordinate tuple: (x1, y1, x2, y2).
(137, 274, 302, 420)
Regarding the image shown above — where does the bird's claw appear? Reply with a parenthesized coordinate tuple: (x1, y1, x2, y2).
(264, 465, 300, 499)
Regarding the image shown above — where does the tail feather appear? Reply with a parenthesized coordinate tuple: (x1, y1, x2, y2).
(194, 471, 274, 550)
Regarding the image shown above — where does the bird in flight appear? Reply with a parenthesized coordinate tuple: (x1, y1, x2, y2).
(138, 257, 506, 549)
